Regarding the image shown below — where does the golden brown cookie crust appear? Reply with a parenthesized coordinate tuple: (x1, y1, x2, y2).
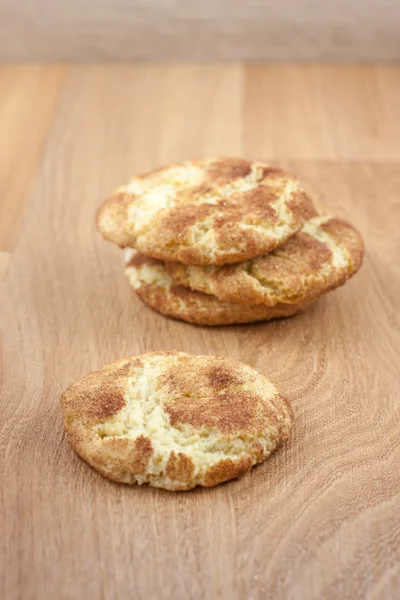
(97, 158, 317, 265)
(166, 216, 364, 306)
(124, 250, 314, 326)
(61, 351, 293, 491)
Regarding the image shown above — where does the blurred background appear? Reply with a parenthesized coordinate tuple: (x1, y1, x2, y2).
(0, 0, 399, 62)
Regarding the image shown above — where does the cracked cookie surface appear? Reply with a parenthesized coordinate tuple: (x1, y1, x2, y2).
(166, 216, 364, 306)
(125, 250, 314, 326)
(97, 157, 317, 265)
(61, 352, 293, 491)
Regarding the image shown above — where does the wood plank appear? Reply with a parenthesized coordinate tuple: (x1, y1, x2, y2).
(244, 65, 400, 161)
(0, 251, 10, 282)
(0, 63, 244, 600)
(0, 65, 65, 250)
(1, 65, 399, 600)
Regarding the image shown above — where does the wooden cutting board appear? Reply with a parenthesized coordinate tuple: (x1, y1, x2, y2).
(1, 64, 399, 600)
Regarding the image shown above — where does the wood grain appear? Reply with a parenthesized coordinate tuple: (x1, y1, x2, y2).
(0, 0, 400, 61)
(0, 65, 65, 251)
(0, 251, 9, 282)
(244, 65, 400, 161)
(1, 64, 400, 600)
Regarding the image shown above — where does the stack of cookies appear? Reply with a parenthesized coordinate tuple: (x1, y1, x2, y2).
(97, 158, 364, 326)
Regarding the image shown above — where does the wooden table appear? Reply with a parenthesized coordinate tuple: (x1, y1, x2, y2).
(1, 65, 399, 600)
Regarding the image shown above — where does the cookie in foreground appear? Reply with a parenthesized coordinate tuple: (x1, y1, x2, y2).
(124, 250, 314, 326)
(61, 351, 293, 491)
(97, 157, 317, 265)
(166, 215, 364, 306)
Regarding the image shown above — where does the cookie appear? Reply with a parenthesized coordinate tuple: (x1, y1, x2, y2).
(97, 157, 317, 265)
(61, 351, 293, 491)
(124, 250, 314, 326)
(166, 215, 364, 306)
